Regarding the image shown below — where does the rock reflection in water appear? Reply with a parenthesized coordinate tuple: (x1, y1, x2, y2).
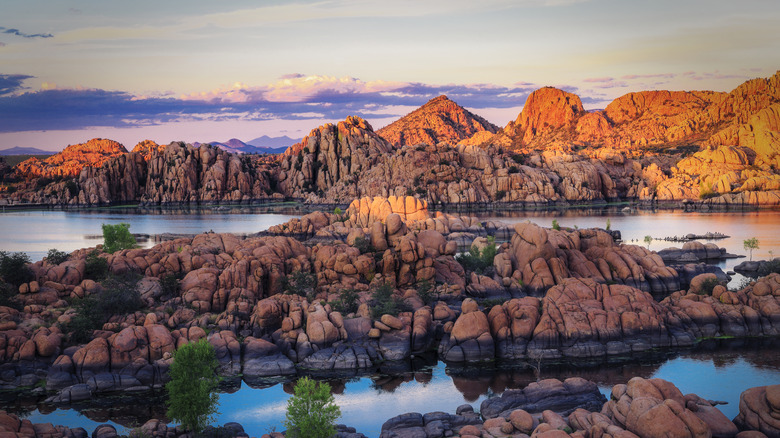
(8, 338, 780, 437)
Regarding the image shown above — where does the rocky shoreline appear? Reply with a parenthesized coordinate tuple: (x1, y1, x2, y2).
(0, 196, 779, 437)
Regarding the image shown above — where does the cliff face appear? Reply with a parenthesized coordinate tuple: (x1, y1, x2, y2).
(277, 116, 396, 202)
(376, 95, 499, 147)
(15, 138, 128, 179)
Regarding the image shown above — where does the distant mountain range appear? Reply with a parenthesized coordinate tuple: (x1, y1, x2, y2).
(194, 136, 299, 155)
(0, 147, 52, 156)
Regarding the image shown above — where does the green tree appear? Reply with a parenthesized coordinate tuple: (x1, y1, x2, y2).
(46, 248, 69, 265)
(0, 251, 33, 288)
(284, 377, 341, 438)
(744, 237, 759, 261)
(166, 338, 220, 434)
(102, 223, 137, 254)
(644, 235, 652, 249)
(551, 219, 560, 231)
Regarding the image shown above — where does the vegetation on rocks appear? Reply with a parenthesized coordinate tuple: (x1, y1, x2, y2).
(45, 248, 69, 265)
(0, 251, 33, 288)
(102, 222, 137, 254)
(744, 237, 759, 261)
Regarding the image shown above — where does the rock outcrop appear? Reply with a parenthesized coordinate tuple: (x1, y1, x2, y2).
(376, 95, 499, 147)
(15, 138, 127, 179)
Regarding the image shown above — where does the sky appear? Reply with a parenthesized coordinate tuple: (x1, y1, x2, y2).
(0, 0, 778, 151)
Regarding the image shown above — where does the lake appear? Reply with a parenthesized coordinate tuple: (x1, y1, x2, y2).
(9, 339, 780, 438)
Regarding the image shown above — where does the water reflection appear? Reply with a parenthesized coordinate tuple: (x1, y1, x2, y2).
(9, 338, 780, 438)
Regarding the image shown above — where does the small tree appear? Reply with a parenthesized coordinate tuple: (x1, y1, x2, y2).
(744, 237, 759, 261)
(46, 248, 70, 265)
(0, 251, 33, 288)
(606, 218, 611, 231)
(166, 338, 220, 434)
(644, 235, 652, 249)
(284, 377, 341, 438)
(551, 219, 560, 231)
(102, 223, 137, 254)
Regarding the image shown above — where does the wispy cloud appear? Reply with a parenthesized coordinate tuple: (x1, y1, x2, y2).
(0, 73, 544, 133)
(0, 26, 53, 39)
(0, 74, 33, 96)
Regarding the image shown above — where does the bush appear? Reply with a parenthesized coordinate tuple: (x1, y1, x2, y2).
(0, 251, 33, 288)
(284, 377, 341, 438)
(333, 207, 343, 216)
(352, 236, 372, 254)
(283, 269, 317, 302)
(495, 190, 507, 200)
(62, 274, 144, 343)
(371, 282, 406, 318)
(416, 279, 436, 305)
(0, 281, 20, 310)
(551, 219, 560, 231)
(456, 236, 497, 275)
(698, 277, 721, 296)
(166, 339, 220, 434)
(160, 272, 182, 297)
(84, 250, 109, 280)
(46, 248, 69, 265)
(508, 165, 519, 174)
(102, 223, 137, 254)
(329, 288, 360, 315)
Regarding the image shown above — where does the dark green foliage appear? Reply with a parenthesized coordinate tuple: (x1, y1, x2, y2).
(102, 223, 137, 254)
(160, 272, 182, 297)
(62, 274, 144, 343)
(495, 190, 506, 200)
(511, 153, 526, 164)
(84, 250, 109, 280)
(371, 282, 406, 318)
(64, 180, 79, 197)
(0, 281, 21, 310)
(508, 165, 519, 174)
(416, 279, 436, 305)
(455, 236, 497, 275)
(351, 236, 372, 254)
(284, 377, 341, 438)
(698, 277, 721, 296)
(36, 177, 53, 189)
(551, 219, 560, 231)
(329, 288, 360, 315)
(166, 339, 220, 434)
(438, 159, 449, 166)
(0, 251, 33, 288)
(46, 248, 69, 265)
(283, 269, 317, 302)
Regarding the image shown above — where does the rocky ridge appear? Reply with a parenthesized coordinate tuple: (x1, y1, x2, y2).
(4, 72, 780, 207)
(376, 95, 499, 147)
(14, 139, 127, 179)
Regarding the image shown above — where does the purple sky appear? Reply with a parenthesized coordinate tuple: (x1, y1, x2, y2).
(1, 0, 777, 151)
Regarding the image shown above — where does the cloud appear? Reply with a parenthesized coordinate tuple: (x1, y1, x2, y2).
(0, 74, 550, 133)
(0, 26, 53, 39)
(0, 74, 33, 96)
(621, 73, 677, 80)
(583, 77, 614, 83)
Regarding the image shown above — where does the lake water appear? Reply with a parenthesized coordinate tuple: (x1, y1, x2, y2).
(10, 339, 780, 438)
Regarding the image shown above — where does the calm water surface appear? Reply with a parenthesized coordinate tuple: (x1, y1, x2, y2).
(9, 340, 780, 438)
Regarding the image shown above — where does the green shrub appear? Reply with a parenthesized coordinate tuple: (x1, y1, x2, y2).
(698, 277, 721, 296)
(743, 237, 759, 261)
(352, 236, 372, 254)
(64, 180, 79, 197)
(101, 223, 137, 254)
(416, 279, 436, 305)
(0, 281, 20, 310)
(0, 251, 33, 288)
(495, 190, 507, 200)
(329, 288, 360, 315)
(62, 274, 144, 343)
(46, 248, 69, 265)
(551, 219, 560, 231)
(371, 282, 406, 318)
(284, 377, 341, 438)
(160, 272, 182, 297)
(456, 236, 497, 275)
(166, 339, 220, 434)
(508, 165, 519, 174)
(283, 269, 317, 302)
(84, 250, 109, 280)
(333, 207, 343, 216)
(605, 219, 611, 231)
